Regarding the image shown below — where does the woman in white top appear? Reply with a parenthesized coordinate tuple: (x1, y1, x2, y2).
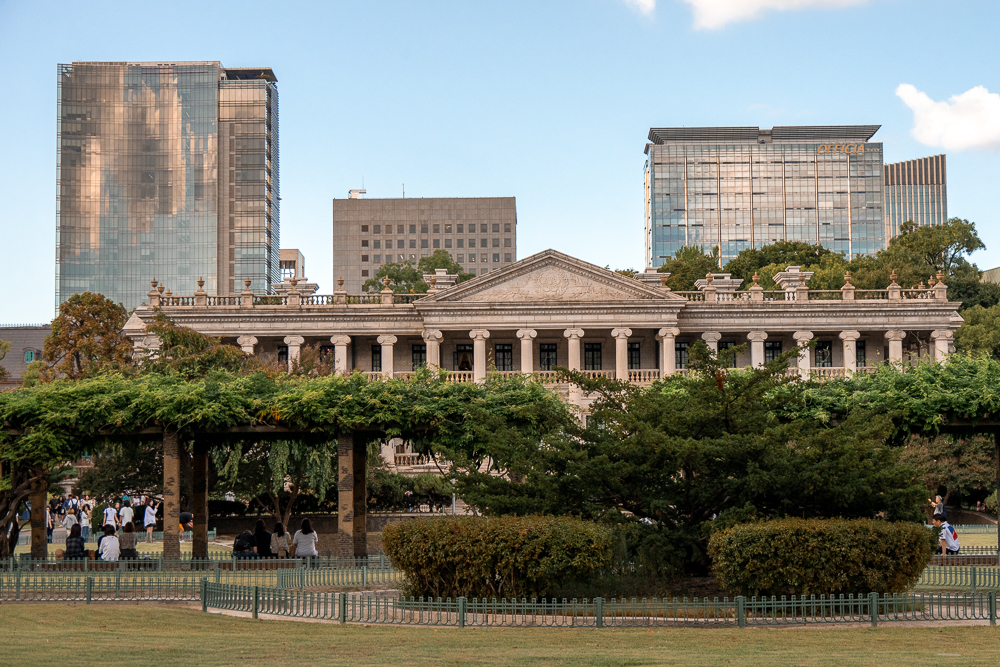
(80, 507, 92, 540)
(143, 500, 159, 544)
(98, 525, 120, 561)
(292, 518, 319, 558)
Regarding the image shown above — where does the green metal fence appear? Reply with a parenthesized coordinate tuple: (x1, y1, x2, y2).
(917, 566, 1000, 591)
(201, 584, 999, 627)
(924, 524, 997, 534)
(4, 555, 389, 572)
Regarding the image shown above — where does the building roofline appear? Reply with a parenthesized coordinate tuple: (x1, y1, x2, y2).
(648, 125, 881, 145)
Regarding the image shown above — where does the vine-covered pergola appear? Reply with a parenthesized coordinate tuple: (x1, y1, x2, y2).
(0, 370, 567, 560)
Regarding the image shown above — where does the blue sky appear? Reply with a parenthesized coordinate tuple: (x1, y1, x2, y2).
(1, 0, 998, 323)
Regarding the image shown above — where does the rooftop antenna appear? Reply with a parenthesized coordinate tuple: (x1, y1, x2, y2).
(402, 183, 405, 199)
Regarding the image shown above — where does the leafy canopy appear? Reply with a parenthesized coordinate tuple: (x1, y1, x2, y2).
(657, 245, 720, 290)
(41, 292, 133, 380)
(363, 250, 475, 293)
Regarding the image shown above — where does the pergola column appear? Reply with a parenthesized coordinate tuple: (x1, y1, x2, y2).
(237, 335, 258, 355)
(839, 330, 861, 373)
(330, 335, 351, 374)
(701, 332, 722, 355)
(422, 330, 443, 368)
(29, 469, 47, 560)
(931, 330, 953, 361)
(885, 330, 906, 363)
(162, 429, 181, 562)
(470, 330, 490, 381)
(612, 328, 631, 381)
(793, 331, 813, 379)
(377, 334, 397, 379)
(747, 331, 768, 368)
(517, 329, 536, 373)
(336, 432, 367, 559)
(283, 335, 304, 373)
(564, 329, 585, 371)
(656, 327, 679, 376)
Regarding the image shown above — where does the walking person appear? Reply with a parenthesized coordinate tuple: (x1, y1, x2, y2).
(62, 508, 78, 532)
(102, 502, 118, 530)
(64, 524, 86, 561)
(292, 519, 319, 559)
(45, 505, 54, 541)
(270, 522, 291, 558)
(143, 499, 159, 543)
(932, 515, 960, 555)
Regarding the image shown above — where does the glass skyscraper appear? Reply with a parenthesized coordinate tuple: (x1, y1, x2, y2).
(884, 154, 947, 238)
(56, 61, 279, 311)
(644, 126, 884, 268)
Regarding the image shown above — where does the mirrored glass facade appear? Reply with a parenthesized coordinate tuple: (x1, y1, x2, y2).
(644, 126, 885, 268)
(56, 62, 278, 311)
(884, 154, 947, 238)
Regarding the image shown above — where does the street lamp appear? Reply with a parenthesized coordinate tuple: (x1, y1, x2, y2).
(451, 478, 457, 516)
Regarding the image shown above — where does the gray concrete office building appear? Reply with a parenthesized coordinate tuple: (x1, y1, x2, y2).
(333, 196, 517, 293)
(884, 154, 947, 238)
(645, 126, 885, 268)
(56, 61, 279, 311)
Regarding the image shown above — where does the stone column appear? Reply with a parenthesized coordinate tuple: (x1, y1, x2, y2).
(747, 331, 768, 368)
(656, 327, 679, 376)
(517, 329, 536, 373)
(422, 330, 443, 368)
(564, 329, 585, 371)
(330, 335, 351, 374)
(192, 442, 209, 560)
(611, 328, 631, 380)
(793, 331, 813, 379)
(931, 330, 953, 361)
(377, 334, 397, 378)
(162, 429, 181, 562)
(885, 330, 905, 363)
(336, 432, 367, 559)
(701, 332, 722, 355)
(839, 330, 861, 373)
(237, 335, 257, 355)
(283, 335, 304, 373)
(470, 330, 490, 381)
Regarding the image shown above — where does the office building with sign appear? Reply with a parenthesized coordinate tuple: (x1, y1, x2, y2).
(644, 126, 885, 268)
(884, 154, 947, 238)
(56, 61, 279, 311)
(332, 195, 517, 294)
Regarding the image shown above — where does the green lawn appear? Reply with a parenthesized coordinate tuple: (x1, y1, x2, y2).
(4, 604, 999, 667)
(960, 532, 999, 549)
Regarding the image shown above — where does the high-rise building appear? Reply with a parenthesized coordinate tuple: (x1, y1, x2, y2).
(644, 126, 885, 267)
(332, 196, 517, 293)
(56, 61, 279, 311)
(883, 155, 947, 238)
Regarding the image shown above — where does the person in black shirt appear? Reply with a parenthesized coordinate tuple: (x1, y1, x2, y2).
(254, 520, 273, 559)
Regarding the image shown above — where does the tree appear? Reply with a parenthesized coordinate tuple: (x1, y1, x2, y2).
(657, 245, 721, 290)
(725, 241, 841, 286)
(0, 338, 10, 382)
(41, 292, 133, 381)
(899, 435, 995, 517)
(457, 345, 924, 575)
(75, 441, 164, 500)
(954, 304, 1000, 358)
(363, 250, 475, 293)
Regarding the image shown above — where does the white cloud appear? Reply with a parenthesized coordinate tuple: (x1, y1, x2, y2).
(896, 84, 1000, 152)
(622, 0, 657, 16)
(681, 0, 867, 30)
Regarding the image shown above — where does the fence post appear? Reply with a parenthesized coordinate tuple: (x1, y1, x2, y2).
(458, 597, 467, 629)
(736, 596, 745, 629)
(85, 576, 93, 605)
(201, 578, 208, 612)
(339, 591, 348, 624)
(971, 566, 977, 596)
(362, 565, 368, 588)
(869, 592, 878, 627)
(989, 591, 996, 626)
(115, 569, 121, 599)
(15, 570, 21, 600)
(595, 597, 604, 628)
(252, 585, 259, 620)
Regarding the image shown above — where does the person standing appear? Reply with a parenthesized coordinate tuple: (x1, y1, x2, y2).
(928, 495, 947, 519)
(45, 505, 54, 541)
(62, 508, 78, 532)
(119, 502, 135, 533)
(103, 503, 118, 530)
(292, 519, 319, 558)
(80, 506, 91, 540)
(143, 499, 159, 543)
(932, 515, 960, 555)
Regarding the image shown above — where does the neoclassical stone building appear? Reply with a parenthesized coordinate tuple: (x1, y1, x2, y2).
(125, 249, 963, 407)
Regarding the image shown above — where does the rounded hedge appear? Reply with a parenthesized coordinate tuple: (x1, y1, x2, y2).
(382, 515, 612, 599)
(708, 518, 934, 597)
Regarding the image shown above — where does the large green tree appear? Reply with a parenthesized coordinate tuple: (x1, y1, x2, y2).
(955, 304, 1000, 358)
(657, 245, 721, 290)
(725, 241, 841, 286)
(363, 250, 475, 293)
(0, 338, 10, 382)
(41, 292, 133, 381)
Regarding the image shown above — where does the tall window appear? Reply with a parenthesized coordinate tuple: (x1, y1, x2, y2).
(371, 345, 382, 373)
(815, 341, 833, 368)
(627, 342, 641, 369)
(23, 350, 36, 363)
(539, 343, 557, 371)
(856, 340, 867, 368)
(277, 346, 288, 365)
(454, 344, 473, 371)
(494, 344, 513, 371)
(675, 341, 689, 370)
(412, 344, 427, 369)
(584, 343, 602, 370)
(764, 341, 782, 363)
(718, 341, 737, 368)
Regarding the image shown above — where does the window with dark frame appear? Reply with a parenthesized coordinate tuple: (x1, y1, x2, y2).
(584, 342, 602, 370)
(718, 341, 737, 368)
(856, 340, 867, 367)
(675, 341, 689, 369)
(627, 342, 641, 369)
(412, 344, 427, 369)
(539, 343, 557, 370)
(494, 344, 513, 371)
(277, 346, 288, 364)
(764, 340, 782, 363)
(815, 341, 833, 367)
(371, 345, 382, 373)
(454, 343, 473, 371)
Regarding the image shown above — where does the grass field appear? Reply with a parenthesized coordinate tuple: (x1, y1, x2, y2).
(959, 532, 998, 549)
(4, 604, 999, 667)
(12, 541, 229, 556)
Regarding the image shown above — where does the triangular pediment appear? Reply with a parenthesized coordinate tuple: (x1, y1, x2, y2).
(418, 249, 684, 303)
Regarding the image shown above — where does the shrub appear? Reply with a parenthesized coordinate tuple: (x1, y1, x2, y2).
(708, 518, 935, 597)
(382, 515, 612, 599)
(986, 490, 997, 514)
